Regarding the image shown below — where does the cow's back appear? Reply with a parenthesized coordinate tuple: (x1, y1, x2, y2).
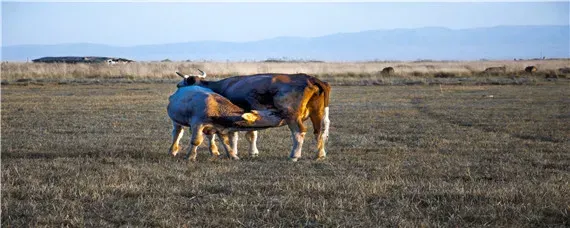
(213, 74, 318, 111)
(168, 86, 213, 126)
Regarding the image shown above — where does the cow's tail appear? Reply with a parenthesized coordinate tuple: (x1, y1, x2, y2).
(311, 78, 330, 106)
(312, 78, 331, 142)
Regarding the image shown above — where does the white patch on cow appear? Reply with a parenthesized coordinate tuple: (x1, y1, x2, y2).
(207, 134, 220, 156)
(321, 107, 330, 142)
(174, 128, 184, 145)
(247, 131, 259, 157)
(231, 132, 239, 156)
(170, 125, 184, 156)
(289, 132, 306, 161)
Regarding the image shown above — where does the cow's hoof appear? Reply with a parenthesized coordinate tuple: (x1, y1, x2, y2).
(250, 153, 259, 158)
(186, 157, 197, 162)
(170, 151, 178, 157)
(316, 156, 326, 161)
(289, 157, 299, 162)
(230, 156, 240, 160)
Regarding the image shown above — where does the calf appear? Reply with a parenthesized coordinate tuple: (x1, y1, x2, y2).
(167, 86, 284, 161)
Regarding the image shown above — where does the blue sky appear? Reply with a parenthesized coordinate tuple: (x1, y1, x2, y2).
(2, 2, 569, 46)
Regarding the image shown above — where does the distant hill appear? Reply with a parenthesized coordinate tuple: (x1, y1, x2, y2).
(2, 25, 568, 61)
(32, 56, 134, 64)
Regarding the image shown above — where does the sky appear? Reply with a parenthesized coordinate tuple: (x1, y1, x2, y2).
(2, 1, 569, 47)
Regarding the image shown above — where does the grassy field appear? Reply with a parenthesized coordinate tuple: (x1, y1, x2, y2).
(1, 82, 569, 227)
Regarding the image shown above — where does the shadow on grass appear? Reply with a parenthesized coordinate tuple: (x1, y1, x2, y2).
(1, 151, 101, 160)
(410, 98, 565, 144)
(1, 149, 166, 161)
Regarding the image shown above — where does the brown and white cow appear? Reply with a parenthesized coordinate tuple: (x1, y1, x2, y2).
(175, 70, 331, 161)
(168, 85, 284, 161)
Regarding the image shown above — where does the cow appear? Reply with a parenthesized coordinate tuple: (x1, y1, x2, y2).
(558, 67, 570, 74)
(381, 67, 395, 75)
(168, 86, 284, 161)
(175, 70, 331, 161)
(525, 66, 537, 73)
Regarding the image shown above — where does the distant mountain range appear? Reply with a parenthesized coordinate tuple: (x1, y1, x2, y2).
(2, 25, 568, 61)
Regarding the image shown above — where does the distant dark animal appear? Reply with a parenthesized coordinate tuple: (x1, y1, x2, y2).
(484, 66, 507, 73)
(381, 67, 395, 75)
(434, 72, 456, 78)
(558, 67, 570, 74)
(15, 78, 32, 83)
(524, 66, 537, 73)
(175, 69, 331, 161)
(545, 71, 559, 79)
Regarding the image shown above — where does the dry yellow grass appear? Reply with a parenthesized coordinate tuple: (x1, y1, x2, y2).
(2, 83, 569, 226)
(1, 59, 568, 81)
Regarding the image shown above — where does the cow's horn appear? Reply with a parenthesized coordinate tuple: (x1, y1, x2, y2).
(197, 69, 207, 78)
(176, 71, 189, 79)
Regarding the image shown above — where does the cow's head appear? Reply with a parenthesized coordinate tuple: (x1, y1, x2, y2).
(241, 110, 285, 127)
(241, 110, 261, 124)
(175, 69, 207, 88)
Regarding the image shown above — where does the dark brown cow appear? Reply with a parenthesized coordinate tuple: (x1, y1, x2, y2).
(558, 67, 570, 74)
(525, 66, 537, 73)
(381, 67, 395, 75)
(175, 70, 331, 161)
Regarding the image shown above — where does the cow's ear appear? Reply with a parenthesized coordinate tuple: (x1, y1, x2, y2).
(241, 112, 259, 124)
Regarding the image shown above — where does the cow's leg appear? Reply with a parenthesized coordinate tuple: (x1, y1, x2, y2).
(217, 133, 240, 160)
(244, 92, 268, 158)
(169, 123, 184, 157)
(273, 87, 315, 161)
(309, 107, 330, 160)
(185, 124, 204, 162)
(287, 118, 307, 162)
(245, 131, 259, 157)
(230, 131, 239, 156)
(206, 134, 220, 160)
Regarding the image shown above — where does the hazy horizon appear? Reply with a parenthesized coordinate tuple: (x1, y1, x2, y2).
(2, 2, 569, 47)
(4, 25, 570, 48)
